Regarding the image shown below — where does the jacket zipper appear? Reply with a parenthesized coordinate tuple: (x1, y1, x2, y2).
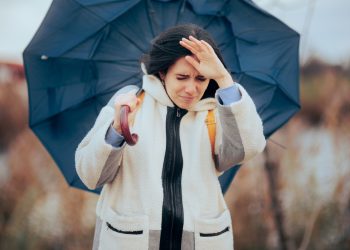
(160, 106, 186, 250)
(176, 108, 181, 117)
(169, 108, 180, 249)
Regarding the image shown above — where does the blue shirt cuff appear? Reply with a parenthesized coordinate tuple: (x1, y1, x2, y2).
(217, 84, 241, 105)
(105, 123, 125, 147)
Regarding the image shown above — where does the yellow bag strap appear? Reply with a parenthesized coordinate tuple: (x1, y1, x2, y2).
(137, 90, 145, 105)
(205, 110, 216, 160)
(137, 89, 216, 159)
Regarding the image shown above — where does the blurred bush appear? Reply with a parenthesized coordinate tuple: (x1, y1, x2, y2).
(0, 67, 98, 250)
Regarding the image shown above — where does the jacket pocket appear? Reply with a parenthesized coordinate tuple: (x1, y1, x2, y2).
(194, 209, 234, 250)
(99, 208, 149, 250)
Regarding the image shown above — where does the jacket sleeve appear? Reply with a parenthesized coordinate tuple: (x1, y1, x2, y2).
(75, 85, 139, 190)
(75, 105, 125, 190)
(215, 83, 266, 172)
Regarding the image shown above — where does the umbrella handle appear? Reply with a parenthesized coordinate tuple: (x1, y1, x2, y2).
(120, 105, 139, 146)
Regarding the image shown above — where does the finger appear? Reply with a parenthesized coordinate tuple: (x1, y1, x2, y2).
(179, 39, 200, 55)
(182, 36, 204, 52)
(114, 93, 138, 111)
(188, 36, 202, 50)
(199, 41, 212, 54)
(188, 35, 202, 45)
(184, 55, 200, 70)
(128, 108, 137, 124)
(188, 36, 206, 51)
(183, 38, 203, 54)
(127, 95, 139, 112)
(200, 40, 215, 54)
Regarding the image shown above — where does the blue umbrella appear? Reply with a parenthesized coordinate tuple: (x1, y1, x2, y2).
(23, 0, 300, 193)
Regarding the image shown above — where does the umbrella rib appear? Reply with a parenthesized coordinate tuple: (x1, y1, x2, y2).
(71, 0, 138, 23)
(245, 70, 300, 106)
(276, 82, 300, 107)
(95, 59, 140, 66)
(95, 72, 142, 109)
(241, 0, 300, 35)
(67, 0, 146, 57)
(202, 0, 230, 29)
(218, 36, 236, 51)
(145, 0, 157, 38)
(108, 22, 147, 54)
(61, 0, 110, 58)
(71, 0, 109, 23)
(267, 138, 287, 150)
(32, 72, 141, 126)
(88, 26, 109, 59)
(99, 72, 141, 97)
(236, 30, 299, 44)
(80, 0, 130, 7)
(174, 0, 187, 25)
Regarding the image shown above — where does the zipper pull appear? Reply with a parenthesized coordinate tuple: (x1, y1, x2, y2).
(176, 108, 181, 117)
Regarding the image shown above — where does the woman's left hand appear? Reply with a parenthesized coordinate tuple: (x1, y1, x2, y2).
(179, 36, 233, 88)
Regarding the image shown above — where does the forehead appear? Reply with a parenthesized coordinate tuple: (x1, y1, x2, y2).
(168, 56, 200, 75)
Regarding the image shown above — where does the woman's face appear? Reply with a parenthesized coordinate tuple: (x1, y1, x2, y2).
(161, 56, 210, 110)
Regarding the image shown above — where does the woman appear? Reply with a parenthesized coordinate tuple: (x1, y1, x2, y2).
(75, 24, 266, 250)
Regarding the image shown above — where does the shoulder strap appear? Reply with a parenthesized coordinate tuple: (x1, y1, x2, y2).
(137, 89, 145, 104)
(205, 110, 216, 160)
(128, 89, 145, 126)
(137, 90, 216, 160)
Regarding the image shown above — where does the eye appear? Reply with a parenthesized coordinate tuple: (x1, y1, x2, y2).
(176, 76, 188, 81)
(196, 77, 207, 82)
(176, 77, 187, 81)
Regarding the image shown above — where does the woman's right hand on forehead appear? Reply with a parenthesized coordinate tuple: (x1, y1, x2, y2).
(112, 90, 140, 134)
(179, 36, 233, 88)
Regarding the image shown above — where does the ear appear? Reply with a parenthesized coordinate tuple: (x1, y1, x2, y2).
(159, 71, 165, 81)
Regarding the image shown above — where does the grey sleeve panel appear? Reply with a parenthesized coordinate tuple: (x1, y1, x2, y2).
(95, 142, 125, 188)
(148, 230, 194, 250)
(92, 217, 102, 250)
(216, 105, 245, 172)
(95, 85, 139, 187)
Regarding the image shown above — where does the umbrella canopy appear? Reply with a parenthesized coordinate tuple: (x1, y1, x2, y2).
(23, 0, 300, 193)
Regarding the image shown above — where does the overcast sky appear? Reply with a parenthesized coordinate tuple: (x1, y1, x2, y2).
(0, 0, 349, 65)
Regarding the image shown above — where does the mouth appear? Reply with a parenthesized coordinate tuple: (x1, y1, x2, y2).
(179, 96, 196, 102)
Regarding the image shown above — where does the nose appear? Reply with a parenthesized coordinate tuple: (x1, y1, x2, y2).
(184, 80, 197, 95)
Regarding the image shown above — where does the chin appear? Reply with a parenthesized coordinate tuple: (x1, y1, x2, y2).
(177, 103, 193, 110)
(174, 97, 198, 110)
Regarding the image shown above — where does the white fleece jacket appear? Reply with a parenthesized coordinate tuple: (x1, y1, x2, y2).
(75, 73, 266, 250)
